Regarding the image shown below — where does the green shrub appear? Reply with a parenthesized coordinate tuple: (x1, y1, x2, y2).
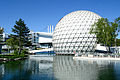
(14, 50, 19, 55)
(21, 49, 28, 55)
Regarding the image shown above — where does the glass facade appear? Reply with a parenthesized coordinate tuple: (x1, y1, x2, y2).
(52, 10, 101, 54)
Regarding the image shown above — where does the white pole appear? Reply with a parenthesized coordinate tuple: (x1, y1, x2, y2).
(52, 25, 53, 33)
(50, 25, 51, 33)
(48, 26, 49, 33)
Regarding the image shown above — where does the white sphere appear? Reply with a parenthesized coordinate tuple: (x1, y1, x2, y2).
(52, 10, 101, 54)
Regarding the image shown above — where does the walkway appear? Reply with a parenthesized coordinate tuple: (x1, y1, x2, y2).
(29, 48, 53, 53)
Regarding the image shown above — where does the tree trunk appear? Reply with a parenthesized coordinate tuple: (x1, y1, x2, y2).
(0, 45, 2, 54)
(105, 46, 111, 54)
(19, 38, 21, 55)
(107, 46, 111, 54)
(105, 45, 109, 54)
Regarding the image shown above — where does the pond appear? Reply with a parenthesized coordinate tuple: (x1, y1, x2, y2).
(0, 54, 120, 80)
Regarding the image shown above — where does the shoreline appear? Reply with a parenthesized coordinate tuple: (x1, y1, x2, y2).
(0, 54, 28, 63)
(73, 56, 120, 61)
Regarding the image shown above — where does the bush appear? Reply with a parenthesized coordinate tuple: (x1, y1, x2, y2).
(14, 50, 19, 55)
(21, 49, 28, 55)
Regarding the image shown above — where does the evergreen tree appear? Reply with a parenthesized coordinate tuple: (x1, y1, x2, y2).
(0, 27, 4, 54)
(12, 19, 30, 54)
(0, 27, 4, 41)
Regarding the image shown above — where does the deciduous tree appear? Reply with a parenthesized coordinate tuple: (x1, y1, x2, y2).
(90, 17, 120, 53)
(6, 35, 19, 52)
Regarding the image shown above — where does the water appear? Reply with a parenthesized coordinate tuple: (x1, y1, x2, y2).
(0, 55, 120, 80)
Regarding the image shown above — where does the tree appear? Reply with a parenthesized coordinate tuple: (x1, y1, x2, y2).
(12, 19, 30, 54)
(114, 39, 120, 46)
(0, 27, 4, 54)
(0, 27, 4, 41)
(114, 17, 120, 49)
(90, 18, 120, 53)
(6, 35, 19, 52)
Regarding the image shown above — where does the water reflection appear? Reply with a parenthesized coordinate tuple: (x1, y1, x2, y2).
(0, 60, 31, 80)
(0, 55, 55, 80)
(28, 56, 54, 80)
(0, 55, 120, 80)
(0, 64, 5, 78)
(53, 55, 120, 80)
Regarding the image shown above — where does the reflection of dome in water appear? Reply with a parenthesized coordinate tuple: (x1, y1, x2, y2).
(53, 56, 114, 80)
(53, 56, 98, 80)
(52, 10, 101, 54)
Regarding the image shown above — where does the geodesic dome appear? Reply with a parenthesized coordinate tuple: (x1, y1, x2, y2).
(52, 10, 101, 54)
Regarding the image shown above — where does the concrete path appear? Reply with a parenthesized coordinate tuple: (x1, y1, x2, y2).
(29, 48, 53, 53)
(73, 57, 120, 61)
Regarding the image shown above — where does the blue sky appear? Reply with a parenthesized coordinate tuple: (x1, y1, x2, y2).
(0, 0, 120, 35)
